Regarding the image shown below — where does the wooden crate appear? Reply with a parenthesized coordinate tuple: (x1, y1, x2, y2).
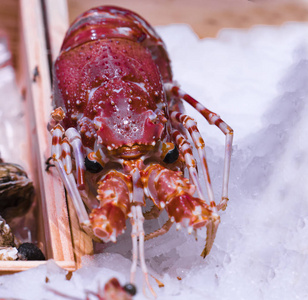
(42, 0, 95, 269)
(2, 0, 304, 274)
(0, 0, 75, 273)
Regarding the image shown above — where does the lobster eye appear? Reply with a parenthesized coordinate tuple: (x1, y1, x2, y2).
(123, 283, 137, 296)
(85, 156, 103, 173)
(163, 145, 179, 164)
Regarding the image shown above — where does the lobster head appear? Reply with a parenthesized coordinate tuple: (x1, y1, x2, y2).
(91, 79, 167, 156)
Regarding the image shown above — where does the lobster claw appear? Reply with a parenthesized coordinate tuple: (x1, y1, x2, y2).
(89, 171, 131, 243)
(89, 204, 126, 243)
(166, 193, 212, 230)
(166, 192, 220, 257)
(144, 164, 220, 256)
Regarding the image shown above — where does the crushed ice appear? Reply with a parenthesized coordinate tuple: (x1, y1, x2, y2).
(0, 22, 307, 299)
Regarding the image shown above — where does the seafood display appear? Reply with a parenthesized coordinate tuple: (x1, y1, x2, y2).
(50, 6, 233, 294)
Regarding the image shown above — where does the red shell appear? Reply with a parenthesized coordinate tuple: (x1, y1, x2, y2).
(53, 6, 173, 150)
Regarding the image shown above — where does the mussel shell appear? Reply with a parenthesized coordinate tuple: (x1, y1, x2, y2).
(0, 163, 34, 221)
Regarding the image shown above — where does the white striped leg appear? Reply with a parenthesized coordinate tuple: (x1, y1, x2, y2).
(129, 167, 156, 297)
(172, 129, 219, 257)
(171, 112, 216, 211)
(130, 206, 156, 298)
(172, 129, 206, 202)
(166, 83, 234, 211)
(130, 205, 138, 284)
(50, 124, 92, 236)
(65, 128, 86, 190)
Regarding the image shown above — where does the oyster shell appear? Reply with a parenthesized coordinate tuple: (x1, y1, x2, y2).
(0, 163, 34, 221)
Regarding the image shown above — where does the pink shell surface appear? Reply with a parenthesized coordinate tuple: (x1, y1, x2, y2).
(54, 38, 166, 149)
(53, 6, 173, 150)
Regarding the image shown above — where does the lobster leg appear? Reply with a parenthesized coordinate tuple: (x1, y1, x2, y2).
(130, 205, 156, 297)
(166, 130, 220, 254)
(144, 218, 173, 241)
(166, 83, 234, 211)
(143, 205, 161, 220)
(171, 112, 215, 210)
(143, 200, 174, 242)
(171, 129, 207, 203)
(65, 127, 86, 190)
(50, 124, 92, 236)
(129, 167, 156, 297)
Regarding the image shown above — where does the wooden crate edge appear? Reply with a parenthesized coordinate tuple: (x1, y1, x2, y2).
(18, 0, 75, 265)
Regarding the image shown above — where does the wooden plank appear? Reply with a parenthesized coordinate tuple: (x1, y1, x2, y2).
(43, 0, 94, 269)
(19, 0, 75, 265)
(0, 260, 75, 274)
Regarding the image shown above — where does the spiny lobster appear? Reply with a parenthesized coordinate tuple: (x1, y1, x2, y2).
(50, 6, 233, 296)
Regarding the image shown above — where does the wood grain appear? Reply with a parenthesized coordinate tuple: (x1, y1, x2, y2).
(0, 0, 76, 273)
(67, 0, 308, 38)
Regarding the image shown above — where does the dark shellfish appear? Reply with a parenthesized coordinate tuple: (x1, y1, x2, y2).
(0, 163, 34, 222)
